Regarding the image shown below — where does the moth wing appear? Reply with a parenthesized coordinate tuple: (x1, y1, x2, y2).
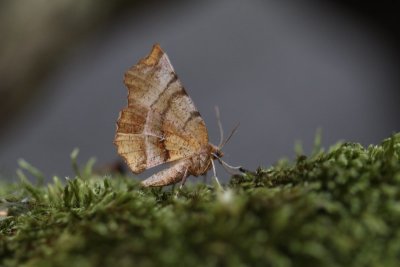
(114, 44, 208, 173)
(141, 159, 191, 187)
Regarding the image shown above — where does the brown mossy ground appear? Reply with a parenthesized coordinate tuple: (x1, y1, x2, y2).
(1, 133, 400, 267)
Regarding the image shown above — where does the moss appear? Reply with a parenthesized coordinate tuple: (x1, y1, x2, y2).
(1, 133, 400, 267)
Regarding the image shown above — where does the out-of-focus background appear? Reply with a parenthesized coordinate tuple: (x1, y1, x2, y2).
(0, 0, 399, 182)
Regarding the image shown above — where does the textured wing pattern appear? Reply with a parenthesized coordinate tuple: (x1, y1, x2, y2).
(114, 44, 208, 173)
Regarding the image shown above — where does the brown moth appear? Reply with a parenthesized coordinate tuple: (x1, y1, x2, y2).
(114, 44, 224, 187)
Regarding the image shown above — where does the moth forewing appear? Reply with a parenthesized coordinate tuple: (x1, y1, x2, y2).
(114, 44, 223, 187)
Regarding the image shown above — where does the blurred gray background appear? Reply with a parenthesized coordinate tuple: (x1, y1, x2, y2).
(0, 0, 399, 182)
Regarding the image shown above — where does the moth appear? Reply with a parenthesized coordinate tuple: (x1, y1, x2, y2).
(114, 44, 240, 187)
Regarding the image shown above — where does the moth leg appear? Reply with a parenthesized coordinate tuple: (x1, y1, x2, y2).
(211, 160, 222, 189)
(178, 167, 189, 190)
(141, 160, 190, 187)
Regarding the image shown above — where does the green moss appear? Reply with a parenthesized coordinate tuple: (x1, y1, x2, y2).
(1, 133, 400, 267)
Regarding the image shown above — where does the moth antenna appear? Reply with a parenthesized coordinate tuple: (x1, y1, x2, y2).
(215, 106, 224, 148)
(220, 122, 240, 149)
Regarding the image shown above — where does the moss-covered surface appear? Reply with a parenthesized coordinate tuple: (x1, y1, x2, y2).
(1, 133, 400, 267)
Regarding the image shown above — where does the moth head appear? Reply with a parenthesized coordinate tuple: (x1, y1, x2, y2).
(210, 144, 224, 159)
